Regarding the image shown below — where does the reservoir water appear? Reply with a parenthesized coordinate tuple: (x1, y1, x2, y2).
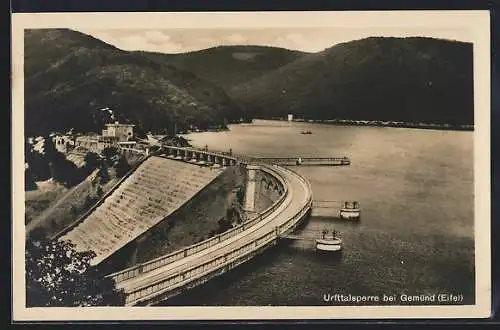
(166, 120, 475, 306)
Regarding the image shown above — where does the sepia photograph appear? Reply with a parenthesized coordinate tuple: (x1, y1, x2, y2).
(11, 10, 491, 320)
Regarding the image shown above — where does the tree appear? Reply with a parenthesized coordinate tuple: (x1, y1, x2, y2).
(51, 155, 80, 187)
(42, 136, 57, 159)
(25, 145, 51, 181)
(70, 204, 77, 216)
(83, 152, 101, 172)
(25, 168, 38, 191)
(114, 156, 131, 178)
(226, 208, 236, 223)
(215, 216, 233, 234)
(25, 238, 125, 307)
(97, 165, 110, 184)
(50, 219, 58, 231)
(102, 147, 119, 165)
(83, 195, 97, 209)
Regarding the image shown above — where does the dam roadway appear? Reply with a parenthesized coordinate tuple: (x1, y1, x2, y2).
(113, 163, 312, 306)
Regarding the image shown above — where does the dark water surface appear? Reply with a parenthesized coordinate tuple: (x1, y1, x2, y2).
(164, 120, 475, 306)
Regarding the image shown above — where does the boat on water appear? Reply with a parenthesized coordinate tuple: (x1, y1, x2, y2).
(316, 229, 342, 252)
(300, 130, 312, 135)
(339, 201, 360, 220)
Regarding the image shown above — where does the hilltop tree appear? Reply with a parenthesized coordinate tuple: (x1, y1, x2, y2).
(25, 238, 125, 307)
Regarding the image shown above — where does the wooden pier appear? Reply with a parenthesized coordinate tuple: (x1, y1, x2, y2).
(312, 200, 361, 220)
(280, 234, 310, 241)
(257, 157, 350, 166)
(313, 200, 343, 208)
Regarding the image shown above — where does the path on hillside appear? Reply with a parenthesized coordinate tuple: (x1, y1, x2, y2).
(26, 169, 99, 236)
(116, 165, 310, 301)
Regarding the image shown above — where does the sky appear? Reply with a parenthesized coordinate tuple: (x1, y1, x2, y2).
(76, 27, 474, 54)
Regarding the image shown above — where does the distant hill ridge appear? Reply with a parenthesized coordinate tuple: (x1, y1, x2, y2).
(136, 45, 307, 92)
(228, 36, 474, 126)
(25, 30, 474, 136)
(24, 29, 244, 137)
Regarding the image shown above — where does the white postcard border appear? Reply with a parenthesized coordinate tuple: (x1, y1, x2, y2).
(11, 10, 491, 321)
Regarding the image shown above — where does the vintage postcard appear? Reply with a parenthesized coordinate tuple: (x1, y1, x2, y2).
(11, 10, 491, 321)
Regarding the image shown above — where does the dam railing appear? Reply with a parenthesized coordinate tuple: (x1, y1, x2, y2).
(106, 164, 289, 284)
(162, 145, 239, 165)
(123, 164, 312, 306)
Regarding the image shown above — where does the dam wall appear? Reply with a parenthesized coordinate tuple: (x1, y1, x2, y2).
(108, 163, 312, 306)
(57, 144, 286, 277)
(112, 165, 246, 271)
(59, 156, 229, 267)
(245, 167, 285, 213)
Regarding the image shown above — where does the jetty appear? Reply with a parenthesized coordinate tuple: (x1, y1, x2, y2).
(312, 200, 361, 220)
(280, 234, 308, 241)
(280, 229, 343, 252)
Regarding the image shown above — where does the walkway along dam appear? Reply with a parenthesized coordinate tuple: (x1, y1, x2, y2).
(56, 145, 314, 306)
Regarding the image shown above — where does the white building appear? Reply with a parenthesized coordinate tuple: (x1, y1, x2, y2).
(74, 121, 135, 154)
(52, 134, 75, 154)
(102, 122, 135, 142)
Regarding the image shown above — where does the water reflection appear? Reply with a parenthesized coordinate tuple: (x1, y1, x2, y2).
(311, 215, 362, 227)
(315, 250, 343, 264)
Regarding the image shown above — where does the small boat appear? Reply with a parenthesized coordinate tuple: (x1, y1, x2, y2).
(300, 130, 312, 135)
(316, 229, 342, 252)
(339, 201, 360, 220)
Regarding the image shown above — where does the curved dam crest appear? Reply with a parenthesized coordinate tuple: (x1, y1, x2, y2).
(58, 150, 299, 284)
(112, 161, 311, 306)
